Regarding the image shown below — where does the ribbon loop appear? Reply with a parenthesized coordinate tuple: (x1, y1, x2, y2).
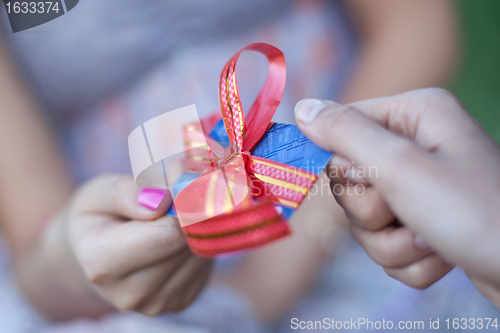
(174, 43, 319, 257)
(219, 43, 286, 152)
(131, 44, 327, 257)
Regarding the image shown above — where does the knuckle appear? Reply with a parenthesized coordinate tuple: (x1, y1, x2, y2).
(102, 174, 140, 218)
(373, 242, 403, 268)
(357, 201, 376, 221)
(355, 201, 384, 229)
(365, 239, 399, 268)
(70, 174, 123, 213)
(325, 105, 359, 130)
(76, 248, 114, 285)
(420, 87, 456, 101)
(413, 88, 462, 111)
(110, 175, 132, 209)
(158, 218, 187, 251)
(352, 230, 399, 268)
(112, 174, 134, 193)
(88, 174, 120, 194)
(349, 190, 392, 231)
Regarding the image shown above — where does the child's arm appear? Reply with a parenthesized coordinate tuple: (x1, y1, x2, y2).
(0, 34, 110, 320)
(0, 38, 212, 321)
(342, 0, 459, 103)
(0, 35, 73, 260)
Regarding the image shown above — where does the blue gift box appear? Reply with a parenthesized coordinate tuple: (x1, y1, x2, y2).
(167, 119, 333, 219)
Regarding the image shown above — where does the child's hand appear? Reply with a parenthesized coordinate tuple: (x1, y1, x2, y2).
(42, 175, 213, 317)
(294, 89, 500, 308)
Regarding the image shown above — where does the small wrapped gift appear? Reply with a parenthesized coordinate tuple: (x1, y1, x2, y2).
(129, 43, 332, 257)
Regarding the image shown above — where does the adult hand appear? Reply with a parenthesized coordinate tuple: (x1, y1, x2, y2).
(294, 88, 500, 308)
(38, 175, 213, 317)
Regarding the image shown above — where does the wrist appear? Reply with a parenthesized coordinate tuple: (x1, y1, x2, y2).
(14, 212, 114, 321)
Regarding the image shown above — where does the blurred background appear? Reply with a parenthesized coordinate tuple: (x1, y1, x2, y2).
(452, 0, 500, 142)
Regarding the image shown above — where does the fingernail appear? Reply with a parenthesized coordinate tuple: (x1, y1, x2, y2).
(138, 188, 167, 210)
(414, 234, 431, 250)
(294, 99, 327, 124)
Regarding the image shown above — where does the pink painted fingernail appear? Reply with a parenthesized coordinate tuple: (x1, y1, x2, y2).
(138, 188, 167, 210)
(414, 234, 430, 250)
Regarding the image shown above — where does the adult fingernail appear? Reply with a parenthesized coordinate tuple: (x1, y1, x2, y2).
(138, 188, 167, 210)
(414, 234, 431, 250)
(294, 99, 327, 124)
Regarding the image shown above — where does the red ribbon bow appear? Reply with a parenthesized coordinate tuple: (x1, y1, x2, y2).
(174, 43, 318, 257)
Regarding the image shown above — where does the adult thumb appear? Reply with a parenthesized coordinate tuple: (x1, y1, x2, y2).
(294, 99, 426, 182)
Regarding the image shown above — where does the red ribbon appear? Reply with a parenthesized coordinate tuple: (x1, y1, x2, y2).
(174, 43, 317, 257)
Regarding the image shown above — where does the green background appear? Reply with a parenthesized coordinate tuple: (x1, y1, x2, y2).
(451, 0, 500, 142)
